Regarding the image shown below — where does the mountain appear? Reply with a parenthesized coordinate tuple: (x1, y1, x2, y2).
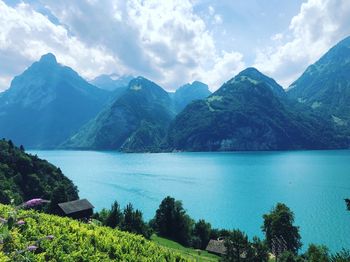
(0, 53, 109, 148)
(167, 68, 345, 151)
(172, 81, 211, 112)
(91, 74, 133, 92)
(0, 139, 78, 208)
(63, 76, 175, 151)
(287, 36, 350, 130)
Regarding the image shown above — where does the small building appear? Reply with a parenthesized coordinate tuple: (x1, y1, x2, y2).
(205, 238, 227, 256)
(58, 199, 94, 219)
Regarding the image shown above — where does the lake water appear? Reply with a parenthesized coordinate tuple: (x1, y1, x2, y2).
(29, 150, 350, 252)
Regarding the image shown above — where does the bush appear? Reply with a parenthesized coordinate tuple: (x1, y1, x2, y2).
(0, 204, 188, 261)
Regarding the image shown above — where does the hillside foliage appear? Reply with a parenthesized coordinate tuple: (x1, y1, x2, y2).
(0, 139, 78, 212)
(0, 204, 188, 261)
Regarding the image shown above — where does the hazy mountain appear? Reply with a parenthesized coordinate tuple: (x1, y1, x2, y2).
(167, 68, 344, 151)
(0, 53, 109, 148)
(63, 76, 175, 151)
(172, 81, 211, 112)
(91, 74, 133, 91)
(288, 36, 350, 130)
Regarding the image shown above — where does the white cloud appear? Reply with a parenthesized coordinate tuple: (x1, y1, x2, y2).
(208, 5, 215, 16)
(271, 33, 283, 42)
(197, 51, 245, 90)
(0, 0, 245, 91)
(254, 0, 350, 88)
(214, 14, 223, 25)
(0, 0, 126, 91)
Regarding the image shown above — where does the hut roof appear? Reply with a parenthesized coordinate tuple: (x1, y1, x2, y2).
(205, 239, 227, 255)
(58, 199, 94, 215)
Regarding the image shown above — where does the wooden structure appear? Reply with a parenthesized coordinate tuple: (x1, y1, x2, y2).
(205, 238, 226, 256)
(58, 199, 94, 219)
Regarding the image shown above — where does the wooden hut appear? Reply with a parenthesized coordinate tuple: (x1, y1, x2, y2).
(58, 199, 94, 219)
(205, 238, 227, 256)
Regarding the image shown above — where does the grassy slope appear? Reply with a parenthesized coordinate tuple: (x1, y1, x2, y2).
(151, 235, 220, 262)
(0, 204, 190, 262)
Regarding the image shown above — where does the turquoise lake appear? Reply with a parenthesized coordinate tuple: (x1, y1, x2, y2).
(29, 150, 350, 252)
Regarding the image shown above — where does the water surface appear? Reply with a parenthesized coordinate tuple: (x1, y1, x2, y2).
(29, 150, 350, 252)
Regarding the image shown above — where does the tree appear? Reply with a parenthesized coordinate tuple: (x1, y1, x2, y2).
(345, 199, 350, 211)
(193, 219, 211, 249)
(330, 249, 350, 262)
(278, 251, 303, 262)
(92, 208, 110, 225)
(105, 201, 123, 228)
(153, 196, 193, 246)
(305, 244, 329, 262)
(251, 237, 269, 262)
(223, 229, 254, 262)
(48, 183, 71, 214)
(262, 203, 302, 255)
(121, 203, 151, 238)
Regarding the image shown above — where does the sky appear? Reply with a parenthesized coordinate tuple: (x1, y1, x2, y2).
(0, 0, 350, 92)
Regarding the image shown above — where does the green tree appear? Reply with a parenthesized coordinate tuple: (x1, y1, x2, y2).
(330, 249, 350, 262)
(92, 208, 110, 225)
(153, 196, 193, 246)
(223, 229, 254, 262)
(262, 203, 302, 255)
(345, 199, 350, 211)
(105, 201, 123, 228)
(305, 244, 329, 262)
(121, 203, 151, 238)
(48, 183, 71, 214)
(193, 219, 211, 249)
(278, 251, 303, 262)
(251, 237, 269, 262)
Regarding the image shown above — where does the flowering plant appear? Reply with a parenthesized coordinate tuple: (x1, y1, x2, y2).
(0, 199, 54, 260)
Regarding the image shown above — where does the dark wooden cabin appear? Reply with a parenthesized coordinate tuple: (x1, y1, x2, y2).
(58, 199, 94, 219)
(205, 238, 226, 256)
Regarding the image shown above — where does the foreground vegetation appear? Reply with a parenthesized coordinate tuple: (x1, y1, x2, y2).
(0, 204, 188, 261)
(151, 235, 219, 262)
(95, 197, 350, 262)
(0, 139, 78, 213)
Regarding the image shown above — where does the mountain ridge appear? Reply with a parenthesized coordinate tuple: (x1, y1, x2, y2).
(0, 53, 109, 148)
(166, 67, 345, 151)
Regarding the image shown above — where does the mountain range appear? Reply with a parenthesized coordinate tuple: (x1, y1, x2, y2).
(167, 68, 344, 151)
(63, 77, 175, 151)
(287, 36, 350, 133)
(171, 81, 212, 112)
(0, 36, 350, 151)
(0, 53, 109, 148)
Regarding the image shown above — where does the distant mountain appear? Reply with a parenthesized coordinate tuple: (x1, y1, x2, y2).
(288, 36, 350, 130)
(172, 81, 211, 112)
(167, 68, 344, 151)
(63, 77, 175, 151)
(91, 74, 133, 91)
(0, 53, 109, 148)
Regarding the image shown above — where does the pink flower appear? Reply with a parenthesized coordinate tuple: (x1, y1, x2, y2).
(23, 198, 49, 208)
(46, 235, 54, 240)
(27, 245, 38, 251)
(17, 220, 25, 226)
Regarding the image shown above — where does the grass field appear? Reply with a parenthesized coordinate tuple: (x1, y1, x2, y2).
(151, 235, 220, 262)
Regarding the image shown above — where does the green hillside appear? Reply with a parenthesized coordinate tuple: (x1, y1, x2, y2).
(0, 139, 78, 209)
(167, 68, 344, 151)
(0, 204, 189, 261)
